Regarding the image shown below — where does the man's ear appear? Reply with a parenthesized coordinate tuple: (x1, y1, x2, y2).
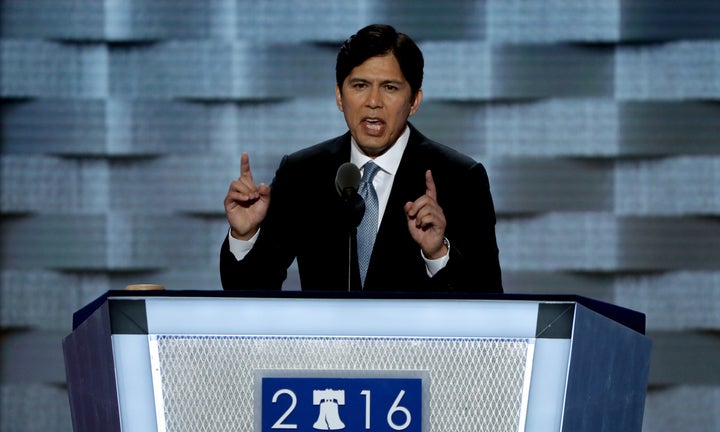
(409, 88, 423, 116)
(335, 85, 344, 112)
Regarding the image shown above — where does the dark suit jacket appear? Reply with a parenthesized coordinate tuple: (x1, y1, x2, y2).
(221, 125, 502, 293)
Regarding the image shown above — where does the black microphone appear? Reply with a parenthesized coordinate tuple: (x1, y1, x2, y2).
(335, 162, 361, 200)
(335, 163, 365, 229)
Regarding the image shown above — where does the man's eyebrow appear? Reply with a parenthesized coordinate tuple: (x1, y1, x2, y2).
(348, 77, 404, 85)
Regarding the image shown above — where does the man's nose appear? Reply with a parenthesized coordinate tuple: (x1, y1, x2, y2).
(365, 86, 382, 109)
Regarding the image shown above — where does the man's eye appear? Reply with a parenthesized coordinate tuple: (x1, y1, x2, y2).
(385, 85, 398, 91)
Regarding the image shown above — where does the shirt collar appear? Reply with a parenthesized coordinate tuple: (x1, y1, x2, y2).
(350, 125, 409, 175)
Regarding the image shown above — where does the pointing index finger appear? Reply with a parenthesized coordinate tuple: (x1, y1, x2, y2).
(425, 169, 437, 200)
(240, 152, 254, 181)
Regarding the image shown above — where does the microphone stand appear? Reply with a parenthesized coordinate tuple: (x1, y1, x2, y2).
(341, 190, 364, 292)
(335, 162, 363, 292)
(348, 228, 355, 292)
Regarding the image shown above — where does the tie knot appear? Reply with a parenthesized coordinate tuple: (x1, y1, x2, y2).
(361, 162, 380, 184)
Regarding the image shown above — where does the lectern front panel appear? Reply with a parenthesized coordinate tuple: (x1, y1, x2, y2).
(149, 335, 534, 432)
(65, 293, 649, 432)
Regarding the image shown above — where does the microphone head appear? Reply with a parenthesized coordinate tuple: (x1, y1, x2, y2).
(335, 162, 361, 199)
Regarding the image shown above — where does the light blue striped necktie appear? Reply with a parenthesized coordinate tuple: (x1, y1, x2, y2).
(357, 161, 380, 288)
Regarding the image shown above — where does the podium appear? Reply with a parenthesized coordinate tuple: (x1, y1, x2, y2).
(63, 291, 651, 431)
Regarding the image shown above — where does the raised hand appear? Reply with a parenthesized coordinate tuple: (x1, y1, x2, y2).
(403, 170, 448, 259)
(224, 152, 271, 240)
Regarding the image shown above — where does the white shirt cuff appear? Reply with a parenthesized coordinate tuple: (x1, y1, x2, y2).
(422, 238, 450, 277)
(227, 228, 259, 261)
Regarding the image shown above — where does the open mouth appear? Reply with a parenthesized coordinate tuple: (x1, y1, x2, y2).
(362, 118, 385, 135)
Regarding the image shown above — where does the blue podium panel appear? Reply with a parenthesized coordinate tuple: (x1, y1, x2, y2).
(63, 292, 651, 432)
(259, 376, 423, 432)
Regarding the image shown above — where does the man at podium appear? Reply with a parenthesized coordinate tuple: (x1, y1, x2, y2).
(220, 24, 502, 293)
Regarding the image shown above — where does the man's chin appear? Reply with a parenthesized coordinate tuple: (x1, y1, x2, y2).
(357, 142, 393, 157)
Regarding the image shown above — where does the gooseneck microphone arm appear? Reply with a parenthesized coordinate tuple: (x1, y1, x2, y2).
(347, 230, 352, 291)
(335, 163, 365, 291)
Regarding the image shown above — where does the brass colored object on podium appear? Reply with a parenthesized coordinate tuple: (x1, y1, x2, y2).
(125, 284, 164, 291)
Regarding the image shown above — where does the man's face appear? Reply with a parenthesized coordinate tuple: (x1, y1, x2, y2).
(335, 54, 422, 157)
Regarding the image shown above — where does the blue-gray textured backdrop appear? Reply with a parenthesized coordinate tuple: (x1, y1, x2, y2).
(1, 1, 719, 431)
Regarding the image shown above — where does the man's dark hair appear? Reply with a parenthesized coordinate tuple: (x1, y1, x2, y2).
(336, 24, 424, 98)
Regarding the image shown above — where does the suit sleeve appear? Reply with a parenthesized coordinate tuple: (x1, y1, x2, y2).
(220, 156, 295, 291)
(430, 161, 503, 293)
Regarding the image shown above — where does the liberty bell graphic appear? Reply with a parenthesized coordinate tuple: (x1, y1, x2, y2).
(312, 389, 346, 430)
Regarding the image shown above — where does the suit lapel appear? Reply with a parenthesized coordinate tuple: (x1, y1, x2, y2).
(379, 127, 428, 234)
(365, 128, 429, 287)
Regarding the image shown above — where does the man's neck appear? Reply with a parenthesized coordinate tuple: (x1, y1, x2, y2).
(350, 126, 410, 174)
